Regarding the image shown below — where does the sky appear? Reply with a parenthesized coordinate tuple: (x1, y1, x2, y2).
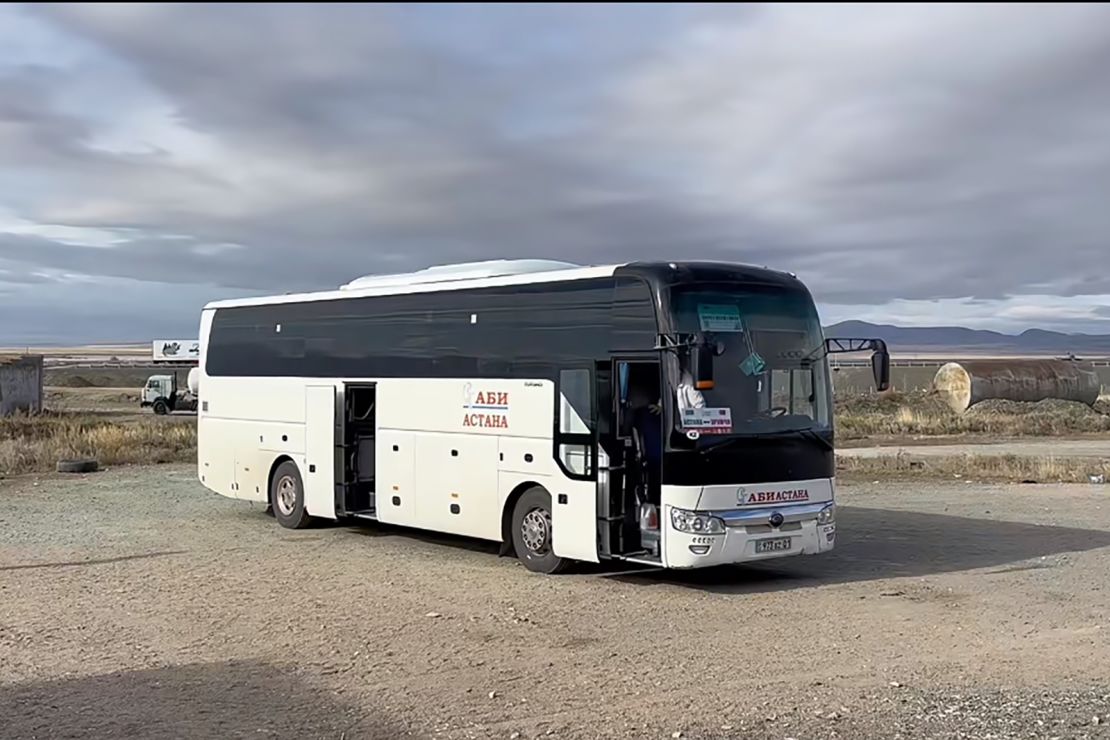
(2, 3, 1110, 344)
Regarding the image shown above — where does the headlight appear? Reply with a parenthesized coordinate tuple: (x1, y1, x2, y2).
(817, 502, 836, 525)
(670, 507, 725, 534)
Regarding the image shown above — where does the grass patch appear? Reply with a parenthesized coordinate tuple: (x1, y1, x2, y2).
(836, 390, 1110, 441)
(838, 452, 1110, 483)
(0, 412, 195, 476)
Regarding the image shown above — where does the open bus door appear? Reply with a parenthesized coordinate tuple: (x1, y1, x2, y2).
(598, 359, 662, 562)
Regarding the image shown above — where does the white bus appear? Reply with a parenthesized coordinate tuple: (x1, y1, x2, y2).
(196, 259, 888, 574)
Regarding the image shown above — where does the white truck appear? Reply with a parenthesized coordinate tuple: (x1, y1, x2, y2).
(141, 367, 200, 415)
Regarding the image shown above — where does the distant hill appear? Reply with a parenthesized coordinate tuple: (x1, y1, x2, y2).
(823, 321, 1110, 356)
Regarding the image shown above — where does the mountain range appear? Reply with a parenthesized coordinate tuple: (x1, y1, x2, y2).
(823, 321, 1110, 357)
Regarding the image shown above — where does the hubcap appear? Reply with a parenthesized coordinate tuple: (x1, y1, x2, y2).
(276, 475, 298, 516)
(521, 508, 551, 555)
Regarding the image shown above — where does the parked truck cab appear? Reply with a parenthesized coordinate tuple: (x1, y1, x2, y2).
(141, 368, 199, 415)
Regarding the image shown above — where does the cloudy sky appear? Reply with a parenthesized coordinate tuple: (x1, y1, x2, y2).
(2, 3, 1109, 344)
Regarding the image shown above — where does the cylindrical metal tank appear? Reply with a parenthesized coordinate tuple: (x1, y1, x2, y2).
(187, 366, 200, 396)
(933, 359, 1100, 412)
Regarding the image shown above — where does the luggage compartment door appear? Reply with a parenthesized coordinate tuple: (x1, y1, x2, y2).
(304, 384, 338, 519)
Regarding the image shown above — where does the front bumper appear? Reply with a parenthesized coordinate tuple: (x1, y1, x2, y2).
(663, 502, 836, 569)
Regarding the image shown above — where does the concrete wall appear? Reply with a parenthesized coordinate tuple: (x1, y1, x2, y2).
(0, 355, 44, 416)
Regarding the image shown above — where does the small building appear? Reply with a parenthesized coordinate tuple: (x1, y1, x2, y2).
(0, 355, 44, 416)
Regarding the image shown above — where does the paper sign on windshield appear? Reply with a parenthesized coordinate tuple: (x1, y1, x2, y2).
(680, 406, 733, 434)
(740, 351, 766, 376)
(697, 304, 743, 332)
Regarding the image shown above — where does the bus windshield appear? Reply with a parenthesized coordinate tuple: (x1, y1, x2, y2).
(668, 283, 831, 438)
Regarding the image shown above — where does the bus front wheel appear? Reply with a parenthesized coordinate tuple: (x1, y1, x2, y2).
(511, 487, 568, 575)
(271, 461, 312, 529)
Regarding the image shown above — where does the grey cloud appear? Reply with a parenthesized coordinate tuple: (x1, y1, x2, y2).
(0, 274, 243, 344)
(6, 3, 750, 294)
(599, 5, 1110, 304)
(1, 4, 1109, 343)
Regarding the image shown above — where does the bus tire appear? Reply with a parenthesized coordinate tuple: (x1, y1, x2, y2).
(510, 486, 568, 575)
(271, 460, 311, 529)
(152, 399, 169, 415)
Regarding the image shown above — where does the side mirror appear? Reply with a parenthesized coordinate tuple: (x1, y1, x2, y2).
(692, 340, 715, 390)
(871, 347, 891, 392)
(824, 337, 891, 393)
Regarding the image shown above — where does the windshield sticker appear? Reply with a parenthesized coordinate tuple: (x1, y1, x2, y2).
(697, 304, 744, 332)
(740, 352, 766, 376)
(680, 406, 732, 435)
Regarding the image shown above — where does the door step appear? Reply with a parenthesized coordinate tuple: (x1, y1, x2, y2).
(614, 551, 662, 566)
(347, 509, 378, 521)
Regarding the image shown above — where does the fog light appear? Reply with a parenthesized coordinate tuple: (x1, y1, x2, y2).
(689, 545, 711, 555)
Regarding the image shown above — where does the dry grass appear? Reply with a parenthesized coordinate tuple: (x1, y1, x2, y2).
(0, 412, 195, 476)
(3, 387, 1109, 477)
(838, 451, 1110, 483)
(836, 390, 1110, 441)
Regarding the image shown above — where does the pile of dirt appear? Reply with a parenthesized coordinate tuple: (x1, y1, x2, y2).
(45, 366, 163, 388)
(55, 375, 96, 388)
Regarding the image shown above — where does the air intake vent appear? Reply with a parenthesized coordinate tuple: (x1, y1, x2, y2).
(339, 259, 581, 291)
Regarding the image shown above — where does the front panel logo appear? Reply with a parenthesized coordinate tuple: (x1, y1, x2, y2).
(737, 487, 810, 505)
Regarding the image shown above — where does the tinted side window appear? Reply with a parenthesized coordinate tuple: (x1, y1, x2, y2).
(206, 277, 619, 378)
(611, 277, 658, 352)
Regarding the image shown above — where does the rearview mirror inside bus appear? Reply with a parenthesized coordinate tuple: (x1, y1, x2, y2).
(693, 342, 715, 390)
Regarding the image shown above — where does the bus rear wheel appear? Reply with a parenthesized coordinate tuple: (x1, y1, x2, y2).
(511, 487, 568, 574)
(271, 461, 312, 529)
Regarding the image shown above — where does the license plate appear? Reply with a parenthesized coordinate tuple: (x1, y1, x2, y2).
(755, 537, 792, 554)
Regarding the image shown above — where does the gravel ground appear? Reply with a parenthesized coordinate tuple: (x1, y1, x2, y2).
(2, 465, 1110, 739)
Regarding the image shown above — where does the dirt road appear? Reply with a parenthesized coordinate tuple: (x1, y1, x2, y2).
(2, 465, 1110, 739)
(840, 438, 1110, 460)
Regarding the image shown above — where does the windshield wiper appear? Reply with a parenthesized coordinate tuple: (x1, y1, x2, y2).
(696, 436, 746, 456)
(778, 427, 833, 451)
(696, 427, 832, 455)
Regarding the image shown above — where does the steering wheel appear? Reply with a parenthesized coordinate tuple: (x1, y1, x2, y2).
(765, 406, 788, 418)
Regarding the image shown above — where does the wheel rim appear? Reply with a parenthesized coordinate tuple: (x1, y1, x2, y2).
(520, 508, 551, 555)
(275, 475, 298, 516)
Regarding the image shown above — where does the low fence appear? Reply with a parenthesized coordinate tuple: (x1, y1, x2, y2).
(830, 358, 1110, 395)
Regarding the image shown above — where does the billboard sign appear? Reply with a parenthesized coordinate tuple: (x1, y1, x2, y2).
(152, 339, 200, 363)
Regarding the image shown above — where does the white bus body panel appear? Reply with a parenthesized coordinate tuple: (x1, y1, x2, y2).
(374, 378, 598, 561)
(304, 385, 338, 519)
(413, 433, 500, 540)
(197, 374, 311, 505)
(376, 431, 417, 526)
(197, 369, 598, 563)
(660, 478, 836, 569)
